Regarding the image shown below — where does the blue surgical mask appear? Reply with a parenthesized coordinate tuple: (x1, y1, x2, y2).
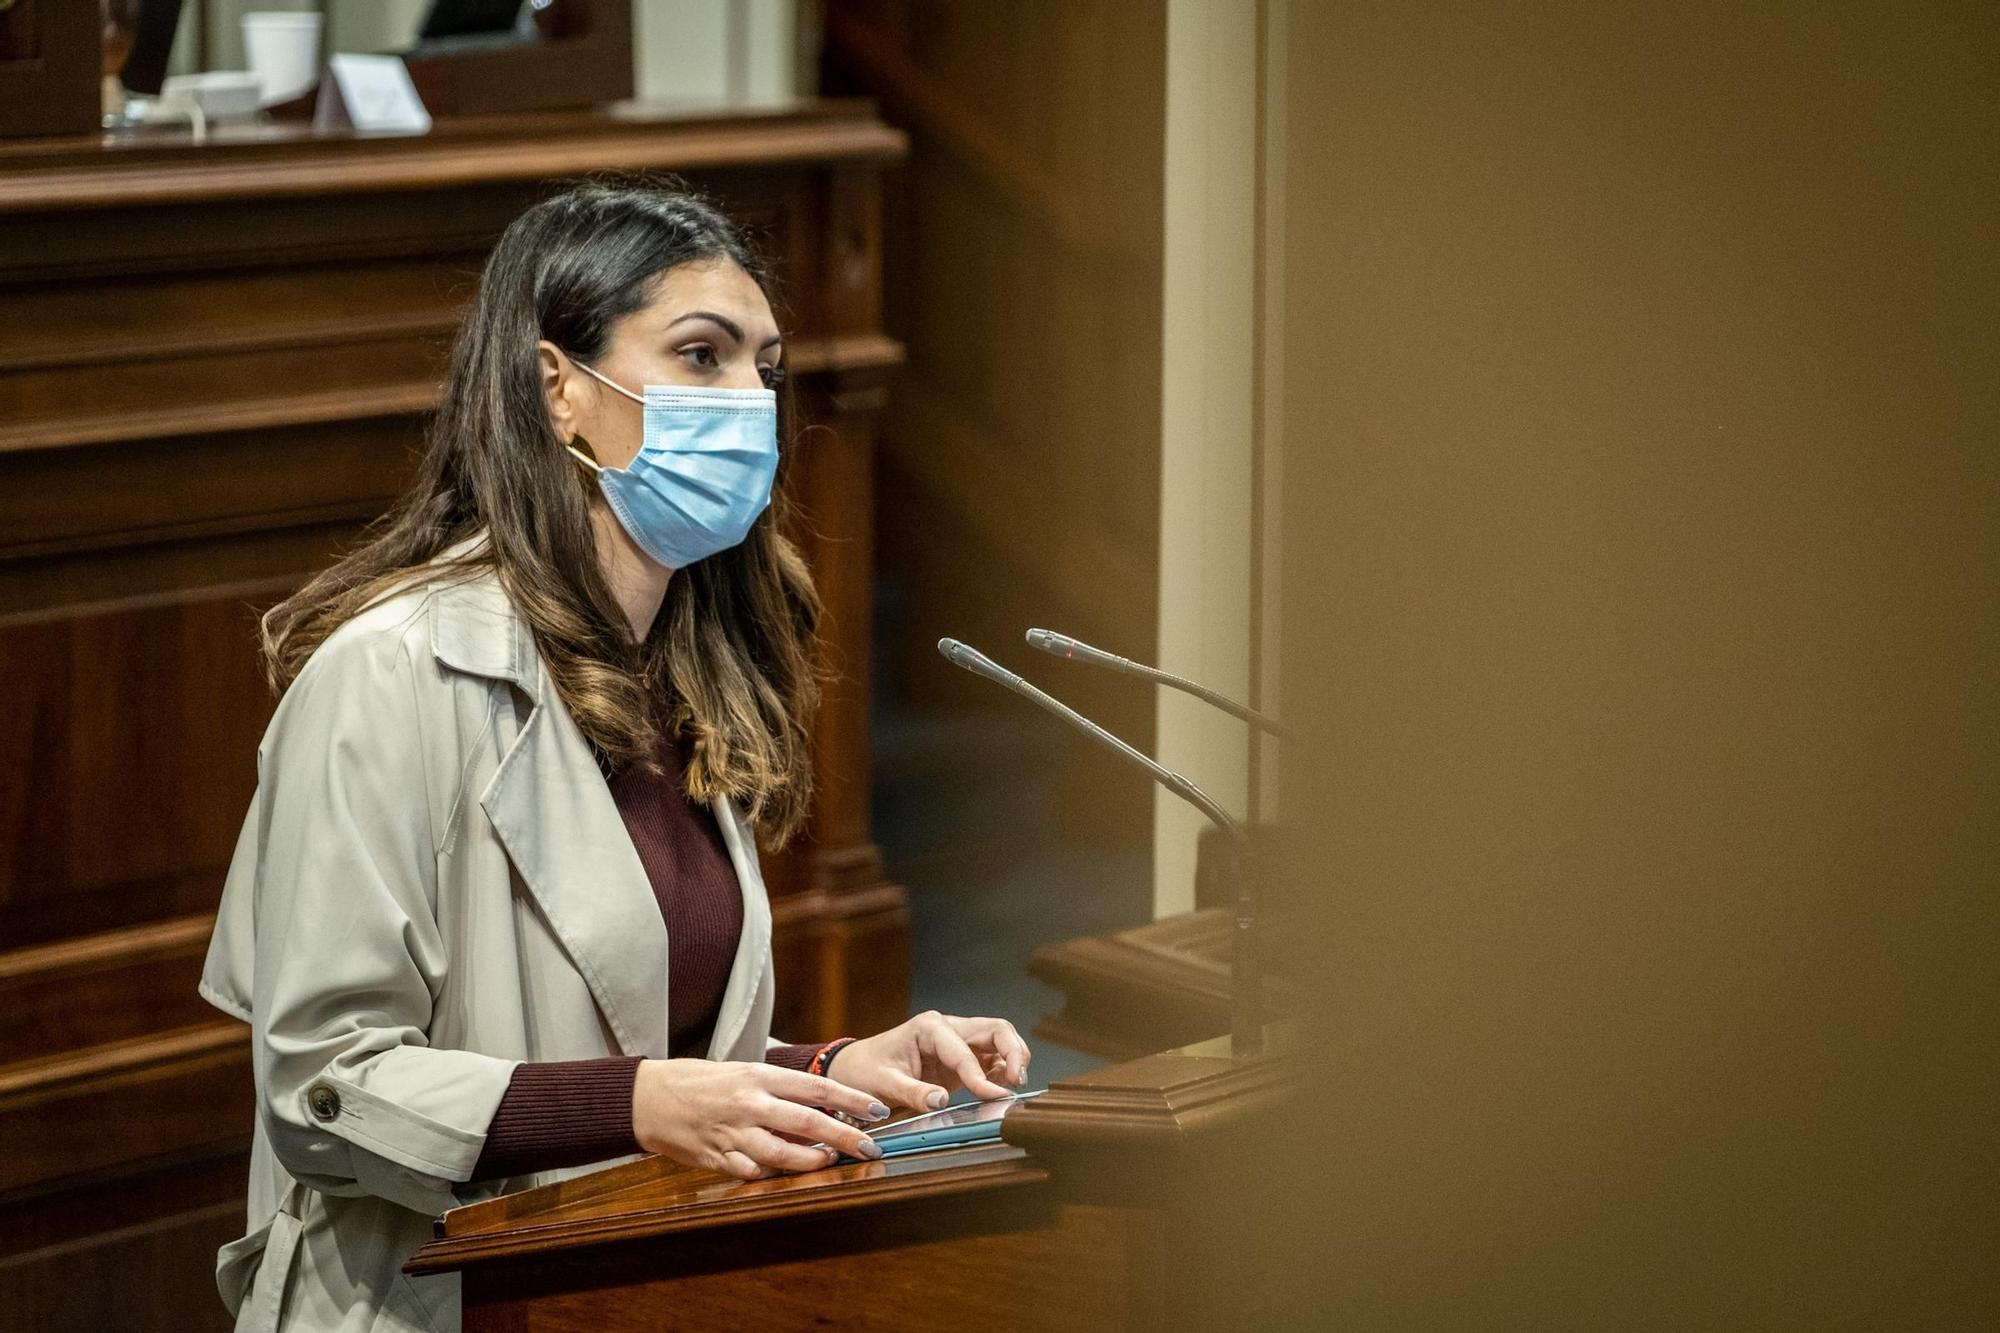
(566, 360, 779, 570)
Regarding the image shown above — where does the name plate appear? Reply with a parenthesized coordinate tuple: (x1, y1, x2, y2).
(314, 54, 433, 134)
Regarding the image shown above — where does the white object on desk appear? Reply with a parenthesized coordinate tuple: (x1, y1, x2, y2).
(160, 72, 265, 123)
(243, 11, 322, 107)
(313, 55, 433, 135)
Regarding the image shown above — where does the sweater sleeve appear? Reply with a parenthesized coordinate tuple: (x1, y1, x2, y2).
(471, 1057, 643, 1180)
(763, 1041, 825, 1072)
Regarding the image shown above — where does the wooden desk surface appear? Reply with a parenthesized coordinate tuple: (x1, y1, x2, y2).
(402, 1039, 1296, 1331)
(408, 1142, 1048, 1276)
(0, 98, 908, 213)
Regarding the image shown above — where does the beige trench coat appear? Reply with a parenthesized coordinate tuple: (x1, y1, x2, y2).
(199, 552, 780, 1332)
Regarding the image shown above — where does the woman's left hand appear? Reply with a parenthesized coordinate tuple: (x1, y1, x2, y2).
(828, 1010, 1032, 1112)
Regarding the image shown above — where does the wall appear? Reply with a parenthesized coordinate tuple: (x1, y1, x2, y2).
(170, 0, 430, 76)
(168, 1, 804, 101)
(633, 0, 801, 104)
(1151, 0, 1258, 915)
(1273, 0, 1996, 1323)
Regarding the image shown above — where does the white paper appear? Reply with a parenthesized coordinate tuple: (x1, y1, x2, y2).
(314, 54, 432, 134)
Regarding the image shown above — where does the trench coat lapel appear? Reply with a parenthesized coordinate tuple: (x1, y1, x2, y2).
(706, 797, 772, 1059)
(430, 576, 670, 1059)
(480, 689, 672, 1058)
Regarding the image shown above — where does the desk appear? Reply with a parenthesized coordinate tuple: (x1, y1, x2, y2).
(411, 1036, 1294, 1331)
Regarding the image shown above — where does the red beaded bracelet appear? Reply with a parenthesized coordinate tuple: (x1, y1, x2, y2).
(808, 1036, 858, 1079)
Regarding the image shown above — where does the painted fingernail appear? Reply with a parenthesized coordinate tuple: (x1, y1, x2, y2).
(860, 1139, 884, 1160)
(866, 1101, 891, 1121)
(927, 1090, 949, 1109)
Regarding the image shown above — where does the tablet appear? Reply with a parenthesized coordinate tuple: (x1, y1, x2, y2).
(830, 1090, 1044, 1162)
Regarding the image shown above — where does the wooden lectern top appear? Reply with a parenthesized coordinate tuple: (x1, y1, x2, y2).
(409, 1141, 1047, 1276)
(405, 1036, 1293, 1330)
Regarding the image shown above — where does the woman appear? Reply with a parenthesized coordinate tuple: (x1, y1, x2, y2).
(199, 180, 1031, 1333)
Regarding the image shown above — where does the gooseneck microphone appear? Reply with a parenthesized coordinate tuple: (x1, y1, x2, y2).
(938, 637, 1265, 1057)
(1025, 629, 1293, 741)
(938, 639, 1245, 842)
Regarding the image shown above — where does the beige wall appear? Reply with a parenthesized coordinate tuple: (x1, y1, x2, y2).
(174, 0, 428, 75)
(170, 2, 805, 104)
(1153, 0, 1260, 914)
(1273, 1, 1995, 1323)
(634, 0, 802, 104)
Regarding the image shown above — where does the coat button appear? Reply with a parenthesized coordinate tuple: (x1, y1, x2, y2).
(307, 1083, 341, 1121)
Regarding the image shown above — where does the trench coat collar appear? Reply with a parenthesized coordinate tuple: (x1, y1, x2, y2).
(421, 543, 771, 1061)
(425, 536, 537, 695)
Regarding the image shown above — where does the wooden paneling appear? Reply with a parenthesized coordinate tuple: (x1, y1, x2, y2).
(1028, 909, 1240, 1060)
(0, 0, 96, 140)
(0, 0, 39, 63)
(821, 1, 1168, 851)
(0, 101, 908, 1331)
(768, 883, 911, 1043)
(0, 420, 420, 562)
(0, 916, 219, 1064)
(464, 1198, 1153, 1332)
(0, 1147, 243, 1333)
(418, 1142, 1164, 1331)
(0, 1022, 252, 1193)
(0, 597, 271, 946)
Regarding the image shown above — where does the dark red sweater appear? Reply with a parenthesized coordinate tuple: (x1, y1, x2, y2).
(471, 734, 823, 1180)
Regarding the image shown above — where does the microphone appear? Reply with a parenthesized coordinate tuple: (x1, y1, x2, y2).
(939, 639, 1245, 841)
(1025, 629, 1293, 741)
(938, 638, 1266, 1057)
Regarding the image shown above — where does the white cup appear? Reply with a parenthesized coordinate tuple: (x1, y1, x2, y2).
(242, 12, 323, 107)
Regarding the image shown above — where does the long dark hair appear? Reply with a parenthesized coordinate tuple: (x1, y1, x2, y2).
(259, 178, 822, 844)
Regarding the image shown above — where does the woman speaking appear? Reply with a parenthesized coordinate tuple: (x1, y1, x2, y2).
(199, 180, 1031, 1332)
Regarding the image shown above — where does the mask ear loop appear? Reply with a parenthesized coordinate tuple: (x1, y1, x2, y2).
(556, 352, 638, 474)
(571, 357, 645, 403)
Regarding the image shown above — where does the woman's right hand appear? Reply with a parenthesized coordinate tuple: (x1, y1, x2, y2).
(631, 1058, 892, 1180)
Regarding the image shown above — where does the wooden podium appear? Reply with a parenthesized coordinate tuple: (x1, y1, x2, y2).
(408, 1034, 1293, 1331)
